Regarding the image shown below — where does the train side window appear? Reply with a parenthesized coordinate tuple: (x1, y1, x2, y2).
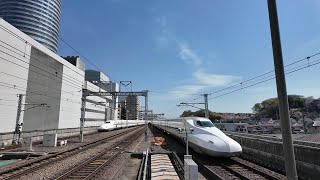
(196, 121, 203, 127)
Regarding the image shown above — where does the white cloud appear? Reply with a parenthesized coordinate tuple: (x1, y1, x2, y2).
(170, 85, 206, 98)
(156, 16, 167, 27)
(179, 43, 202, 66)
(154, 16, 175, 49)
(193, 69, 241, 86)
(153, 16, 240, 102)
(166, 70, 240, 99)
(111, 0, 121, 3)
(155, 35, 170, 48)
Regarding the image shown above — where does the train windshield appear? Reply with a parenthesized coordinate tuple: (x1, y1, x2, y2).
(195, 121, 215, 127)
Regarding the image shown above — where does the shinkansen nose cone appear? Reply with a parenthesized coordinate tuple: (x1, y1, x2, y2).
(225, 136, 242, 156)
(192, 133, 242, 157)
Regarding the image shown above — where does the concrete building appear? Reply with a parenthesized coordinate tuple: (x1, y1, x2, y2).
(118, 96, 127, 120)
(0, 0, 62, 52)
(84, 81, 112, 126)
(63, 56, 85, 71)
(0, 18, 83, 132)
(84, 70, 119, 120)
(126, 95, 140, 120)
(0, 19, 117, 134)
(85, 70, 109, 83)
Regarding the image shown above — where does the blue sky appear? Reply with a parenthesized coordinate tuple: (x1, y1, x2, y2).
(58, 0, 320, 118)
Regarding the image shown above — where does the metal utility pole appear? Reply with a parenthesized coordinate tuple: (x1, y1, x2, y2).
(104, 99, 108, 122)
(144, 91, 148, 142)
(120, 81, 132, 92)
(153, 113, 165, 119)
(302, 112, 306, 134)
(184, 120, 189, 155)
(82, 90, 149, 141)
(204, 94, 209, 119)
(80, 92, 86, 143)
(112, 95, 117, 120)
(267, 0, 298, 179)
(13, 94, 23, 144)
(179, 94, 209, 119)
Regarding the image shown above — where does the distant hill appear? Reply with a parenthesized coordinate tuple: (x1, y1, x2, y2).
(180, 109, 254, 122)
(252, 95, 320, 120)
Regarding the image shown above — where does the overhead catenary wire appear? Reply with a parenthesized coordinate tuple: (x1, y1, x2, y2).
(0, 39, 85, 85)
(0, 71, 81, 96)
(0, 81, 82, 104)
(162, 52, 320, 117)
(0, 50, 83, 90)
(185, 52, 320, 103)
(0, 24, 120, 98)
(148, 52, 320, 99)
(0, 47, 84, 89)
(11, 0, 115, 82)
(150, 52, 320, 117)
(149, 91, 200, 96)
(0, 14, 118, 93)
(208, 57, 320, 101)
(207, 52, 320, 96)
(0, 103, 18, 107)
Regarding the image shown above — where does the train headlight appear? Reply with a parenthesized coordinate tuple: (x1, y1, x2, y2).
(208, 140, 214, 144)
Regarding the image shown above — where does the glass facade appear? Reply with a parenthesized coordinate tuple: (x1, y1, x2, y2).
(0, 0, 62, 52)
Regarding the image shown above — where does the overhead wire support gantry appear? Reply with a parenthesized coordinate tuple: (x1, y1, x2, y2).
(80, 89, 149, 142)
(178, 94, 209, 119)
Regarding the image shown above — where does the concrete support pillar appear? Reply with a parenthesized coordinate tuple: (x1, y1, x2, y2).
(21, 137, 33, 151)
(43, 133, 57, 147)
(184, 155, 198, 180)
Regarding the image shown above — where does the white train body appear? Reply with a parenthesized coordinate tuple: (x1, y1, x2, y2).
(153, 117, 242, 157)
(97, 120, 145, 131)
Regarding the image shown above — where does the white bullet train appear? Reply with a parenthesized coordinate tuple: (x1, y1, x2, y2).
(152, 117, 242, 157)
(98, 120, 145, 131)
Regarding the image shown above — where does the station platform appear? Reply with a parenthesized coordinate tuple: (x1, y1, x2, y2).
(151, 154, 180, 180)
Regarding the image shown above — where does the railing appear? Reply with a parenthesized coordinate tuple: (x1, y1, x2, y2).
(226, 132, 320, 148)
(0, 126, 99, 142)
(142, 148, 149, 180)
(171, 152, 184, 180)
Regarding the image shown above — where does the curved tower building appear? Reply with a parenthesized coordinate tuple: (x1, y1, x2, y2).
(0, 0, 62, 52)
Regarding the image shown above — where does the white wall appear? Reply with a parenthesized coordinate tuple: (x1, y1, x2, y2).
(0, 19, 31, 132)
(0, 19, 85, 132)
(84, 81, 112, 127)
(58, 59, 84, 129)
(0, 19, 118, 133)
(23, 47, 63, 131)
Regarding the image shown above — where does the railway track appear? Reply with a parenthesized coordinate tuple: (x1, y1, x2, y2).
(53, 127, 144, 179)
(149, 123, 286, 180)
(200, 157, 285, 180)
(0, 126, 143, 180)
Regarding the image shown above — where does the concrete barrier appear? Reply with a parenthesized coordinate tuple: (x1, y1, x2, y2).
(227, 133, 320, 179)
(184, 155, 198, 180)
(0, 126, 99, 147)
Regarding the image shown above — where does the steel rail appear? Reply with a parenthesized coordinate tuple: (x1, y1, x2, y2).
(142, 148, 149, 180)
(54, 128, 144, 180)
(230, 158, 280, 180)
(136, 153, 146, 180)
(109, 134, 146, 180)
(192, 153, 282, 180)
(0, 127, 141, 180)
(218, 162, 255, 180)
(201, 165, 226, 180)
(217, 158, 280, 180)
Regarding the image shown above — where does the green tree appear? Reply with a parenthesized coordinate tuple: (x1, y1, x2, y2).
(180, 110, 194, 117)
(252, 94, 308, 119)
(180, 109, 223, 122)
(288, 95, 305, 109)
